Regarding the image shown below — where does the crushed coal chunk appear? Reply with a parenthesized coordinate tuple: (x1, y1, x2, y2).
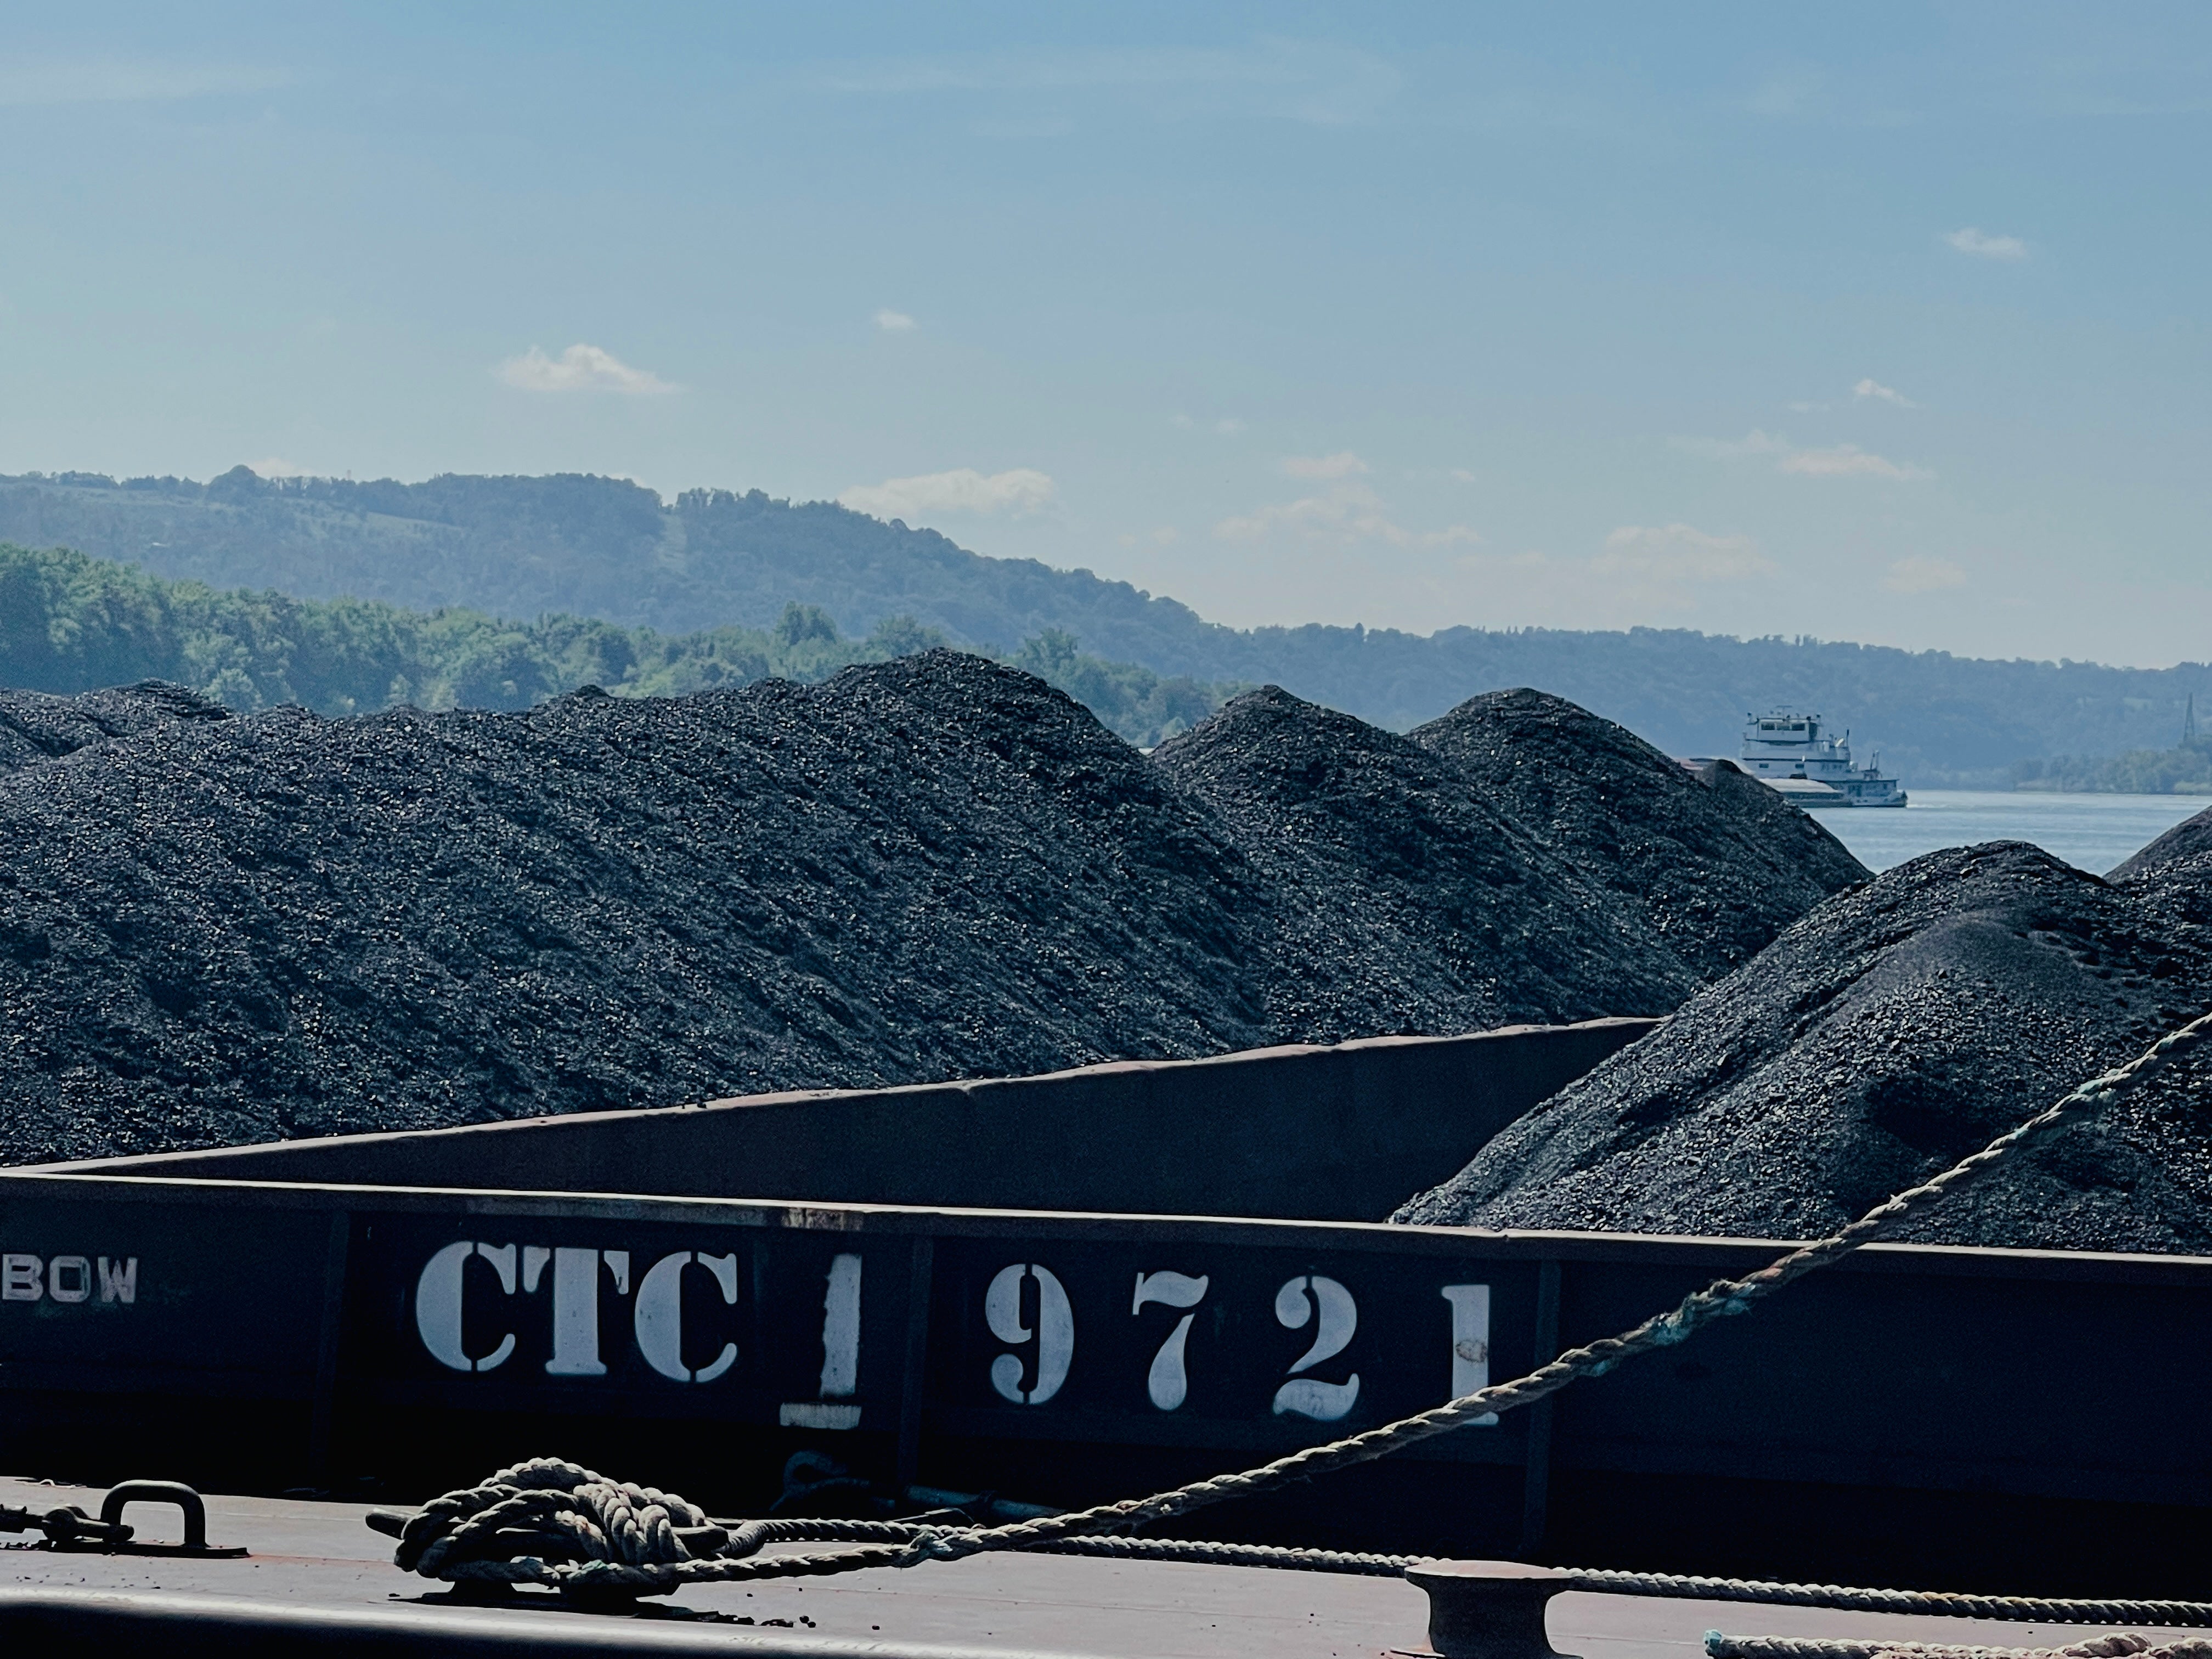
(1150, 686, 1693, 1036)
(1409, 688, 1867, 980)
(0, 680, 228, 771)
(1396, 840, 2212, 1254)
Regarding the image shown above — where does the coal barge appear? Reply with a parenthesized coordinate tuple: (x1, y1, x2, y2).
(3, 1009, 2206, 1633)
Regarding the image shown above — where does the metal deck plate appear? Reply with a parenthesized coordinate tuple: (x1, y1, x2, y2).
(0, 1480, 2191, 1659)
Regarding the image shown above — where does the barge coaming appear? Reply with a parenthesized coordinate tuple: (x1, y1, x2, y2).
(1, 1171, 2206, 1595)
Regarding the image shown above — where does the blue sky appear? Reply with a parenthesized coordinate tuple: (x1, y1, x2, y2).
(1, 4, 2207, 665)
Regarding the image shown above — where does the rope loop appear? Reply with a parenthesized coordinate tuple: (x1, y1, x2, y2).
(891, 1531, 964, 1566)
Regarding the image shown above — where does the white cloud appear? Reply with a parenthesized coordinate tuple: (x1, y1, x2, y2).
(1678, 429, 1932, 480)
(1596, 524, 1773, 583)
(874, 309, 916, 332)
(839, 467, 1057, 520)
(1672, 430, 1793, 461)
(497, 344, 678, 396)
(1883, 556, 1967, 594)
(1449, 467, 1477, 483)
(1279, 450, 1369, 479)
(816, 40, 1402, 128)
(1215, 480, 1478, 549)
(0, 60, 290, 105)
(1119, 526, 1182, 549)
(245, 458, 309, 479)
(1945, 226, 2029, 261)
(1853, 378, 1918, 408)
(1213, 417, 1245, 436)
(1440, 525, 1772, 622)
(1777, 443, 1933, 480)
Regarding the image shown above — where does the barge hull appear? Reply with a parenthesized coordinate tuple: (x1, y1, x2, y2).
(2, 1171, 2205, 1596)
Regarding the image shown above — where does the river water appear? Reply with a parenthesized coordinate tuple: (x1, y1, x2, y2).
(1815, 791, 2207, 876)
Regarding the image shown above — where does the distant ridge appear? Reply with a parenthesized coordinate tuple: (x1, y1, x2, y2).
(0, 542, 1228, 748)
(0, 466, 1215, 667)
(2, 467, 2206, 782)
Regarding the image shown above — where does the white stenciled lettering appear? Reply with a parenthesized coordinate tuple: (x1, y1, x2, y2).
(415, 1242, 519, 1373)
(819, 1253, 862, 1399)
(0, 1255, 131, 1306)
(1439, 1284, 1498, 1425)
(634, 1251, 738, 1384)
(98, 1257, 137, 1305)
(1272, 1275, 1360, 1421)
(1, 1254, 141, 1305)
(47, 1256, 91, 1304)
(985, 1263, 1073, 1406)
(2, 1254, 42, 1301)
(545, 1248, 632, 1377)
(1132, 1271, 1209, 1412)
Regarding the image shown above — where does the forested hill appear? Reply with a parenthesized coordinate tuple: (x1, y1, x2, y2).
(0, 467, 1209, 667)
(3, 467, 2204, 783)
(0, 544, 1228, 748)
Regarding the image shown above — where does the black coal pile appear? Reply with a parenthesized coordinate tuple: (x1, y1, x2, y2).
(1, 657, 1863, 1166)
(0, 680, 228, 771)
(1397, 840, 2212, 1253)
(1410, 688, 1866, 979)
(1149, 687, 1694, 1037)
(0, 654, 1284, 1163)
(2109, 803, 2212, 882)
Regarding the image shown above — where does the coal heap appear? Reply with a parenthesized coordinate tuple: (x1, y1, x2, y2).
(1410, 688, 1867, 979)
(1150, 687, 1694, 1036)
(2109, 802, 2212, 882)
(1, 657, 1864, 1166)
(1397, 840, 2212, 1253)
(0, 654, 1282, 1163)
(0, 680, 228, 771)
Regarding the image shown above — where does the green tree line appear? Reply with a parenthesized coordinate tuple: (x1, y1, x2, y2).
(8, 468, 2211, 781)
(2014, 746, 2212, 795)
(0, 543, 1233, 747)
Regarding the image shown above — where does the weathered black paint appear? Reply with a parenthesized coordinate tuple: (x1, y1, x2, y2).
(34, 1020, 1657, 1221)
(1, 1170, 2205, 1596)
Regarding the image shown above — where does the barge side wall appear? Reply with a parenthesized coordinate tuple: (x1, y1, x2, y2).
(30, 1019, 1657, 1220)
(0, 1174, 2203, 1594)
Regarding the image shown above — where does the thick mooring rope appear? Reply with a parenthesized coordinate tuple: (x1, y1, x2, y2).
(1579, 1574, 2212, 1629)
(390, 1009, 2212, 1602)
(1707, 1633, 2212, 1659)
(388, 1472, 2212, 1627)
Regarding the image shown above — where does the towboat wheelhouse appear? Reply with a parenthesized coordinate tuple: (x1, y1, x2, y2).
(1741, 711, 1907, 807)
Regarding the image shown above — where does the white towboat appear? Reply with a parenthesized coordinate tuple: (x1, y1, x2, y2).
(1740, 710, 1906, 807)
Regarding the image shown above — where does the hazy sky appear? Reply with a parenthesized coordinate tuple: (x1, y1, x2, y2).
(3, 4, 2207, 665)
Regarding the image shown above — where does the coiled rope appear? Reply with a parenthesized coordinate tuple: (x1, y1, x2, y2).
(385, 1472, 2212, 1627)
(389, 1008, 2212, 1604)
